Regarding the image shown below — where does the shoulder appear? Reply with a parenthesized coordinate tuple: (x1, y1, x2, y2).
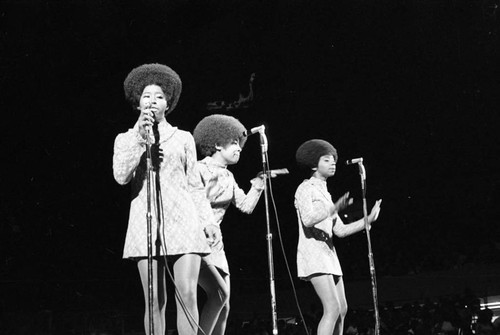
(226, 168, 235, 179)
(114, 126, 141, 145)
(173, 128, 192, 139)
(171, 128, 196, 146)
(196, 160, 209, 173)
(295, 179, 312, 196)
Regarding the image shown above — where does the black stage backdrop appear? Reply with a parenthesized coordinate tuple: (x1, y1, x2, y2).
(1, 0, 500, 332)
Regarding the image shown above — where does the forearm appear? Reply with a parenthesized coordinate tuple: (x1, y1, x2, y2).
(112, 129, 146, 185)
(234, 177, 264, 214)
(299, 205, 330, 227)
(333, 217, 367, 238)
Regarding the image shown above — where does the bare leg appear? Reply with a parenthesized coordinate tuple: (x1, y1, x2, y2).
(198, 265, 229, 335)
(310, 275, 345, 335)
(212, 275, 230, 335)
(174, 254, 202, 335)
(333, 277, 348, 335)
(138, 258, 167, 335)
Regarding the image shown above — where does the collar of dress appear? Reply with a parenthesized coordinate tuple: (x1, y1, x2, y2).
(201, 156, 228, 169)
(135, 119, 177, 144)
(308, 176, 327, 189)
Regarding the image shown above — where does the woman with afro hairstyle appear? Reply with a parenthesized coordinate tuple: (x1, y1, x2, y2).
(294, 139, 382, 335)
(192, 114, 266, 335)
(113, 63, 216, 335)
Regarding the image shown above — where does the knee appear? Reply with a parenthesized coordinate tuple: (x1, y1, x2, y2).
(219, 286, 230, 306)
(146, 296, 166, 315)
(146, 289, 166, 310)
(220, 301, 230, 318)
(207, 284, 230, 308)
(176, 285, 197, 307)
(223, 300, 230, 312)
(324, 300, 345, 319)
(339, 301, 348, 318)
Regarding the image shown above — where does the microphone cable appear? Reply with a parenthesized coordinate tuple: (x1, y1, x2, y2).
(157, 190, 208, 335)
(263, 151, 311, 335)
(152, 159, 207, 335)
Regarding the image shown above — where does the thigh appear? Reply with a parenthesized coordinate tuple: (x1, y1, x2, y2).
(310, 274, 339, 307)
(198, 265, 227, 294)
(137, 258, 166, 297)
(333, 276, 347, 306)
(173, 254, 201, 290)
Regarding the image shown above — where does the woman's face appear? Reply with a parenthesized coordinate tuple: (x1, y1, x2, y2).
(139, 84, 169, 121)
(216, 139, 242, 165)
(314, 154, 337, 180)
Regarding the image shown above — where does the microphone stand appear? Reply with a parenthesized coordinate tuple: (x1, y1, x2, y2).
(356, 162, 380, 335)
(258, 129, 278, 335)
(145, 127, 155, 335)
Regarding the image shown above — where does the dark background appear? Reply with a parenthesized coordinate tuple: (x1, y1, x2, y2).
(1, 0, 500, 332)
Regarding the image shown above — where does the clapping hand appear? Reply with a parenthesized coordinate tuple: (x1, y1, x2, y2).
(368, 199, 382, 224)
(332, 192, 354, 215)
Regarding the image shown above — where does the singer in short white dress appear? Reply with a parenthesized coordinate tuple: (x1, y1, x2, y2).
(113, 120, 213, 258)
(294, 176, 343, 279)
(197, 156, 264, 274)
(294, 139, 382, 335)
(193, 114, 267, 335)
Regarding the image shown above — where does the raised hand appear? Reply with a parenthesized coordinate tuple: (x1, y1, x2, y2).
(333, 192, 353, 214)
(368, 199, 382, 224)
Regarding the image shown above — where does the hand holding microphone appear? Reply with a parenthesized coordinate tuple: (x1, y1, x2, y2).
(269, 168, 289, 178)
(257, 168, 289, 179)
(137, 103, 155, 139)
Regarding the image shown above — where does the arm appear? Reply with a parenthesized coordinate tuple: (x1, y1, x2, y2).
(232, 175, 265, 214)
(112, 125, 146, 185)
(295, 183, 331, 227)
(333, 199, 382, 238)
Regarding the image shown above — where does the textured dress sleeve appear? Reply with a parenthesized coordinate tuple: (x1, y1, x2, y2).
(184, 134, 216, 229)
(112, 125, 146, 185)
(232, 176, 265, 214)
(295, 182, 331, 227)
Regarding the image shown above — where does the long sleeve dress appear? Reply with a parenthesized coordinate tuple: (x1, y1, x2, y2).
(197, 156, 264, 275)
(294, 177, 343, 280)
(113, 120, 213, 258)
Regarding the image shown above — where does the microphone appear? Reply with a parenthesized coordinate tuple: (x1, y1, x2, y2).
(345, 157, 363, 165)
(258, 168, 289, 178)
(144, 102, 153, 135)
(270, 168, 289, 176)
(246, 125, 265, 136)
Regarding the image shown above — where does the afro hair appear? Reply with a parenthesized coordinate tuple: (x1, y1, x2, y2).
(123, 63, 182, 114)
(193, 114, 248, 157)
(295, 139, 338, 169)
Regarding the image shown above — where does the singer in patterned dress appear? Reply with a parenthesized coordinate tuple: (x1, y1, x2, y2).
(192, 114, 266, 335)
(113, 63, 215, 335)
(294, 139, 382, 335)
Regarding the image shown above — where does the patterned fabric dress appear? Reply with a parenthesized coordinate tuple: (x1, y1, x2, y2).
(113, 120, 213, 258)
(294, 177, 343, 280)
(197, 156, 264, 275)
